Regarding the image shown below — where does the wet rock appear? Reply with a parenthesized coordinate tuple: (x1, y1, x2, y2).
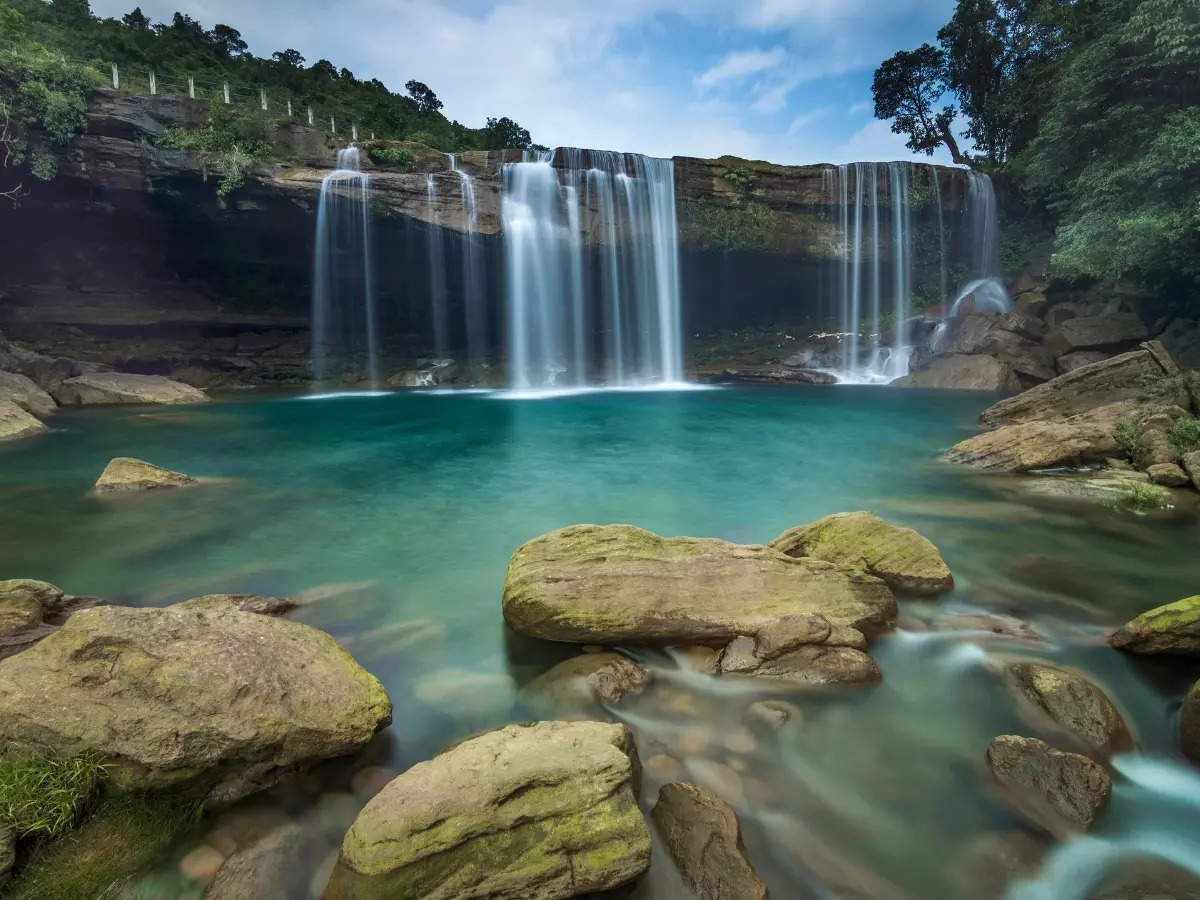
(945, 403, 1131, 471)
(1182, 680, 1200, 764)
(717, 366, 837, 386)
(675, 645, 722, 674)
(179, 843, 226, 885)
(204, 803, 294, 857)
(977, 344, 1181, 428)
(0, 370, 56, 417)
(1111, 596, 1200, 655)
(92, 456, 197, 493)
(0, 398, 47, 442)
(1004, 660, 1133, 756)
(650, 782, 767, 900)
(670, 725, 712, 758)
(986, 735, 1112, 837)
(1183, 450, 1200, 491)
(1091, 858, 1200, 900)
(502, 524, 897, 645)
(520, 651, 649, 715)
(931, 611, 1045, 644)
(0, 601, 391, 805)
(323, 721, 651, 900)
(747, 699, 801, 729)
(179, 593, 297, 616)
(1147, 462, 1189, 487)
(1011, 468, 1172, 508)
(1049, 313, 1148, 353)
(52, 372, 209, 406)
(954, 830, 1046, 900)
(892, 354, 1022, 391)
(645, 753, 683, 782)
(206, 824, 310, 899)
(719, 639, 881, 686)
(770, 511, 953, 595)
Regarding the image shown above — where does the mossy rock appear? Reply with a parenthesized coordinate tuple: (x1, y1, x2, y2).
(1111, 596, 1200, 655)
(0, 601, 392, 805)
(324, 721, 651, 900)
(1003, 660, 1133, 757)
(769, 511, 953, 595)
(501, 524, 896, 645)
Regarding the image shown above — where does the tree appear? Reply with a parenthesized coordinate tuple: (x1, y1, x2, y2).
(481, 116, 532, 150)
(405, 80, 442, 114)
(208, 24, 247, 58)
(121, 7, 150, 31)
(872, 44, 965, 164)
(309, 59, 337, 81)
(271, 48, 305, 68)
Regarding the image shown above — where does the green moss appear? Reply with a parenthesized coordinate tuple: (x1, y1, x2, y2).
(680, 199, 780, 252)
(0, 752, 105, 840)
(1135, 596, 1200, 632)
(1113, 419, 1149, 468)
(1166, 416, 1200, 455)
(5, 793, 203, 900)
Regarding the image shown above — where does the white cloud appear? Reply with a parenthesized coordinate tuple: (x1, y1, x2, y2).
(694, 48, 786, 90)
(786, 106, 831, 136)
(848, 100, 873, 116)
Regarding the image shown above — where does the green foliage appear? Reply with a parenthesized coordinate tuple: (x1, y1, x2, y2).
(158, 102, 275, 198)
(4, 792, 203, 900)
(722, 167, 757, 192)
(872, 43, 963, 163)
(1166, 416, 1200, 455)
(0, 751, 105, 839)
(1112, 480, 1165, 513)
(1113, 419, 1148, 467)
(1, 0, 537, 153)
(686, 200, 779, 252)
(368, 145, 414, 169)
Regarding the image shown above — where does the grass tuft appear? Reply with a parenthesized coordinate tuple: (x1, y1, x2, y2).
(0, 752, 105, 840)
(1112, 481, 1165, 513)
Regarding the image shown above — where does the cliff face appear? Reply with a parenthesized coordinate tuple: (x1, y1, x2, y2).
(0, 89, 973, 384)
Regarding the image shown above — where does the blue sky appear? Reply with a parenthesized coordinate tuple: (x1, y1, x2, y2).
(91, 0, 959, 165)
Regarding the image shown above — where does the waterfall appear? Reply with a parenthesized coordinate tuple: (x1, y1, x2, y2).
(450, 154, 487, 369)
(426, 173, 449, 360)
(501, 148, 683, 391)
(826, 162, 921, 384)
(949, 171, 1010, 316)
(311, 146, 378, 384)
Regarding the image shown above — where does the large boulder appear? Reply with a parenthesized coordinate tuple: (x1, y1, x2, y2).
(1004, 660, 1132, 756)
(92, 457, 197, 494)
(1111, 596, 1200, 655)
(1057, 350, 1109, 374)
(0, 398, 47, 442)
(323, 721, 651, 900)
(1182, 680, 1200, 763)
(0, 602, 391, 805)
(502, 524, 896, 645)
(1047, 313, 1148, 353)
(769, 511, 953, 595)
(977, 345, 1181, 428)
(0, 370, 56, 418)
(51, 372, 209, 406)
(986, 735, 1111, 837)
(944, 402, 1130, 472)
(0, 578, 100, 660)
(651, 782, 767, 900)
(892, 354, 1022, 392)
(205, 824, 312, 900)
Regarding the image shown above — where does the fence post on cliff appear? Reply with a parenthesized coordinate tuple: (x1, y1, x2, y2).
(187, 76, 195, 99)
(222, 82, 230, 104)
(260, 88, 268, 111)
(148, 71, 156, 95)
(111, 63, 119, 90)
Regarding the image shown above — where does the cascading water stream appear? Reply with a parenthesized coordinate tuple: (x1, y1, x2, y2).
(501, 149, 683, 392)
(426, 173, 449, 360)
(449, 154, 487, 369)
(310, 146, 378, 384)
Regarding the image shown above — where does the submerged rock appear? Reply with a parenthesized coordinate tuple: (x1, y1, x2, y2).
(0, 398, 47, 442)
(502, 524, 896, 645)
(1111, 596, 1200, 655)
(206, 823, 311, 900)
(1182, 680, 1200, 763)
(954, 830, 1046, 900)
(52, 372, 209, 406)
(520, 651, 650, 715)
(986, 735, 1111, 837)
(716, 616, 880, 686)
(651, 782, 767, 900)
(0, 370, 57, 418)
(323, 721, 651, 900)
(1147, 462, 1190, 487)
(769, 511, 953, 595)
(1003, 660, 1133, 756)
(92, 456, 197, 493)
(1090, 858, 1200, 900)
(0, 602, 391, 805)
